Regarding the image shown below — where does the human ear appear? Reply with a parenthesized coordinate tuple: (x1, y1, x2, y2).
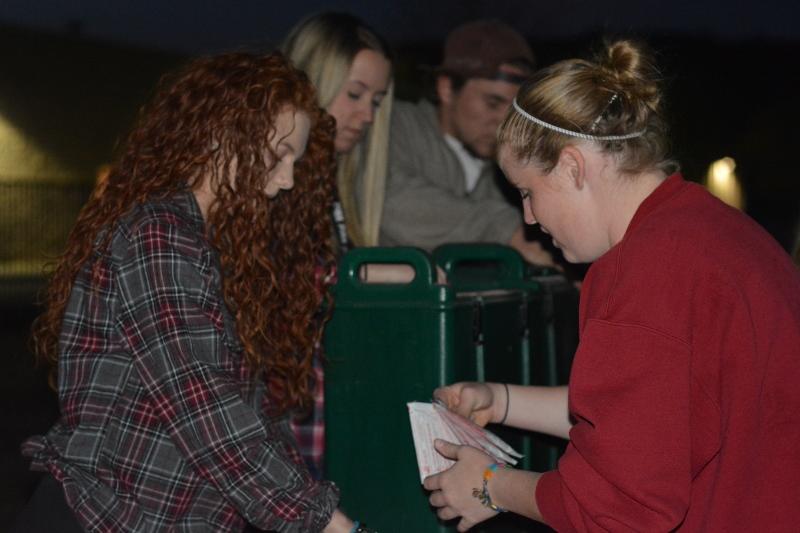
(436, 76, 454, 106)
(557, 146, 586, 190)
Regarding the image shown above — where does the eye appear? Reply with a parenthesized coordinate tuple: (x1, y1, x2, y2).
(347, 91, 363, 101)
(371, 95, 385, 110)
(274, 143, 295, 163)
(485, 96, 504, 111)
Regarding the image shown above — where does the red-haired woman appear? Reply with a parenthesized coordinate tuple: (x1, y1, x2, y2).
(16, 53, 373, 533)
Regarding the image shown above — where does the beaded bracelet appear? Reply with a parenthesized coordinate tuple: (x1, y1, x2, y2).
(471, 462, 509, 513)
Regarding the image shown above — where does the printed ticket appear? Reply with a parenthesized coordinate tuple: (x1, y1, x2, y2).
(407, 401, 522, 483)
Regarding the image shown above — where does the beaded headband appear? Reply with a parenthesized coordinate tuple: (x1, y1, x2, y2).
(511, 98, 645, 141)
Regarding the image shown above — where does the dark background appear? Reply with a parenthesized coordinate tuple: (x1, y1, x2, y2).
(3, 1, 798, 246)
(1, 1, 798, 529)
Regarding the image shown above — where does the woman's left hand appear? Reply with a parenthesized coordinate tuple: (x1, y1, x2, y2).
(422, 440, 500, 532)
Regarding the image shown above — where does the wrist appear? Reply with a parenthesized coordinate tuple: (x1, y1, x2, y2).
(490, 383, 510, 424)
(323, 509, 353, 533)
(472, 462, 510, 513)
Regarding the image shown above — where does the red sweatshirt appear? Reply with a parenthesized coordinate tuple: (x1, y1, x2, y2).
(537, 174, 800, 531)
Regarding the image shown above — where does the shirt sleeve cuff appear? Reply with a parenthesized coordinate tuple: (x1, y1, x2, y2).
(536, 470, 572, 532)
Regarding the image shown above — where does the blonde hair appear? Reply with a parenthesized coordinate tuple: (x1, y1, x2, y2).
(283, 12, 394, 247)
(499, 39, 677, 176)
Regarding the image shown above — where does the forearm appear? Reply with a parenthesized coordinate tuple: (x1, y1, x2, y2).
(381, 178, 519, 248)
(359, 263, 415, 283)
(491, 468, 545, 523)
(509, 226, 556, 267)
(489, 384, 571, 439)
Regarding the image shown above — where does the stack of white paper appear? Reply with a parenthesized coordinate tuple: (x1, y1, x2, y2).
(407, 401, 523, 483)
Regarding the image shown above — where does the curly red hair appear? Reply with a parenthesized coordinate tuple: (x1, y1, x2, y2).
(33, 52, 337, 413)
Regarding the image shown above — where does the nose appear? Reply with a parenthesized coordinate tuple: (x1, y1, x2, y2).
(358, 100, 375, 125)
(275, 165, 295, 192)
(522, 198, 537, 225)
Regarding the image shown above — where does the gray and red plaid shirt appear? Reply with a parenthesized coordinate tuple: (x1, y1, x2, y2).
(289, 189, 352, 481)
(290, 358, 326, 479)
(23, 191, 338, 532)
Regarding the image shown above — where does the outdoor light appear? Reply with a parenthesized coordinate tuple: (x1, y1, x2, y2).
(705, 157, 744, 210)
(0, 112, 69, 181)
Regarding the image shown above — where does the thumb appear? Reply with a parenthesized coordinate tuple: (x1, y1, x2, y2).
(434, 439, 460, 460)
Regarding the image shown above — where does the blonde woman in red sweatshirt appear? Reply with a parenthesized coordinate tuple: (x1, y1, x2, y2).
(428, 39, 800, 532)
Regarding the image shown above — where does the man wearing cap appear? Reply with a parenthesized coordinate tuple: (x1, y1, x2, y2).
(379, 19, 554, 266)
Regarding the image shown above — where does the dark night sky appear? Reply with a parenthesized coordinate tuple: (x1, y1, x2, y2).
(1, 0, 798, 54)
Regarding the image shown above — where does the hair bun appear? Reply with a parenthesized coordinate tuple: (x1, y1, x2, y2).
(597, 40, 661, 112)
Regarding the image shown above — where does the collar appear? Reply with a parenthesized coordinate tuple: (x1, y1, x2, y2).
(624, 172, 685, 238)
(172, 188, 207, 232)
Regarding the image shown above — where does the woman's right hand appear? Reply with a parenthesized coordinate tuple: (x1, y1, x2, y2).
(432, 382, 502, 427)
(322, 509, 354, 533)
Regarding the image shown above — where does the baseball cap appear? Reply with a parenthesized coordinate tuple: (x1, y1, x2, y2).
(439, 19, 535, 83)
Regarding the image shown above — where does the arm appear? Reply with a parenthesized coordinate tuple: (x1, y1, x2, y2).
(509, 225, 556, 268)
(380, 106, 521, 248)
(434, 382, 571, 439)
(482, 177, 554, 268)
(116, 217, 338, 532)
(360, 263, 448, 284)
(537, 320, 694, 531)
(322, 510, 354, 533)
(424, 440, 545, 531)
(504, 385, 570, 439)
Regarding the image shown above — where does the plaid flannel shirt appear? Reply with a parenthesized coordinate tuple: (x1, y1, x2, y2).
(289, 189, 351, 481)
(23, 192, 338, 532)
(290, 356, 325, 479)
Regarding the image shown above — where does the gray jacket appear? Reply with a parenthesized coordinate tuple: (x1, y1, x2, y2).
(379, 99, 521, 249)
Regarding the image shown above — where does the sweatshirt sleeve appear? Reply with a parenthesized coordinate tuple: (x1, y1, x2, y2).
(537, 318, 692, 532)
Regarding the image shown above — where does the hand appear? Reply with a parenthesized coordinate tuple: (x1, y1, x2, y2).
(322, 509, 354, 533)
(359, 264, 448, 284)
(435, 265, 448, 284)
(423, 440, 499, 531)
(433, 382, 498, 427)
(509, 226, 556, 268)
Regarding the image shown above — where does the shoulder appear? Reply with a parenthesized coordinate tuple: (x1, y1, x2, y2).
(642, 180, 800, 301)
(113, 192, 209, 266)
(628, 180, 785, 276)
(586, 178, 798, 336)
(389, 100, 450, 165)
(391, 99, 439, 135)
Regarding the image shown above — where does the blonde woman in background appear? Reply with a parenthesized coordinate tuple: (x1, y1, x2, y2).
(284, 11, 393, 252)
(282, 12, 394, 480)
